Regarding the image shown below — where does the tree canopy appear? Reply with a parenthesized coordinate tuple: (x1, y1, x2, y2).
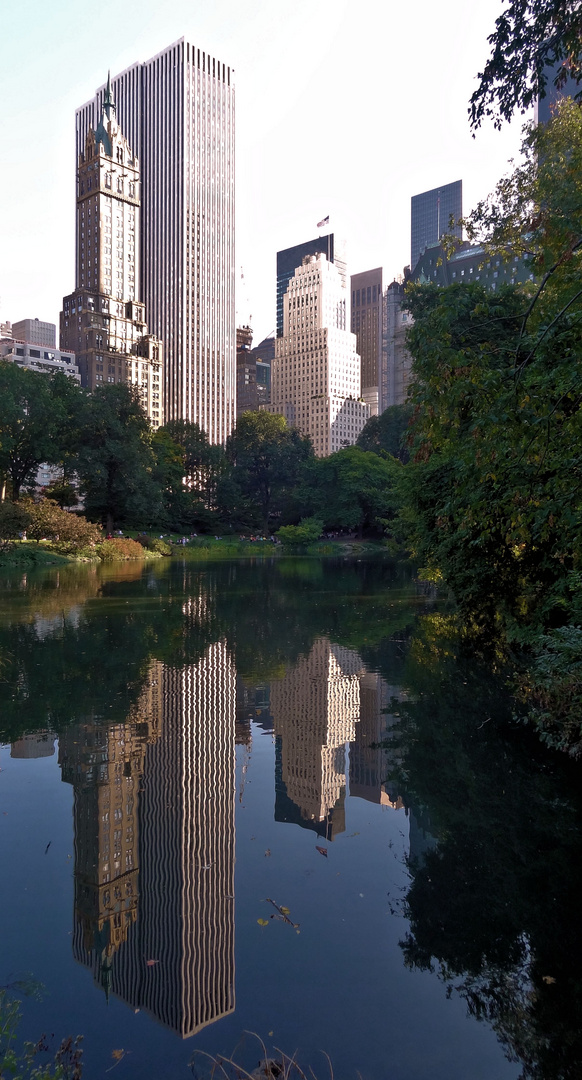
(224, 411, 313, 532)
(470, 0, 582, 130)
(0, 363, 83, 500)
(74, 383, 162, 532)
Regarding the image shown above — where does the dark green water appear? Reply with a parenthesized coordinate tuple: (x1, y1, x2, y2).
(0, 556, 581, 1080)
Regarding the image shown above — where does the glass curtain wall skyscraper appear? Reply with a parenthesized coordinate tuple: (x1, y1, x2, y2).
(410, 180, 462, 273)
(76, 39, 235, 442)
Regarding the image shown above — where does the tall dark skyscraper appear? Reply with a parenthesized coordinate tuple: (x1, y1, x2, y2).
(410, 180, 462, 273)
(350, 267, 383, 413)
(76, 39, 236, 441)
(276, 234, 346, 338)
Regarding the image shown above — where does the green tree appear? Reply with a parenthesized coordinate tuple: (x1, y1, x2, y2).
(20, 497, 101, 553)
(154, 420, 226, 529)
(0, 500, 32, 547)
(225, 411, 313, 532)
(470, 0, 582, 130)
(74, 384, 161, 532)
(300, 446, 401, 537)
(277, 516, 323, 546)
(0, 363, 80, 500)
(356, 404, 413, 462)
(399, 102, 582, 747)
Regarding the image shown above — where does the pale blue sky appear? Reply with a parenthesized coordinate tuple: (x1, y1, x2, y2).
(1, 0, 524, 343)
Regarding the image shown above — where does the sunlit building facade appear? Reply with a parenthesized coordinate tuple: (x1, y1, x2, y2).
(75, 39, 236, 440)
(61, 78, 163, 425)
(268, 254, 369, 456)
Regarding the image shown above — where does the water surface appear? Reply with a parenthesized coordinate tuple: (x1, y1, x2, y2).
(1, 557, 581, 1079)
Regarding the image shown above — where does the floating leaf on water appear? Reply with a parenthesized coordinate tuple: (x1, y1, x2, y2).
(145, 959, 159, 966)
(315, 845, 328, 857)
(112, 1050, 124, 1061)
(280, 906, 290, 915)
(542, 975, 556, 984)
(257, 918, 269, 926)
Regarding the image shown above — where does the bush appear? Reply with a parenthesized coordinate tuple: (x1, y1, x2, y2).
(136, 534, 173, 555)
(19, 498, 101, 554)
(95, 536, 147, 561)
(0, 501, 32, 548)
(277, 517, 323, 546)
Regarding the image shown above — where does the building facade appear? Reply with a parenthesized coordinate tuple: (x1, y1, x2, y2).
(235, 332, 273, 416)
(235, 324, 254, 416)
(12, 319, 56, 348)
(76, 40, 235, 441)
(276, 234, 346, 339)
(268, 254, 369, 457)
(61, 79, 163, 426)
(411, 180, 462, 272)
(0, 339, 80, 382)
(380, 280, 411, 411)
(350, 268, 383, 416)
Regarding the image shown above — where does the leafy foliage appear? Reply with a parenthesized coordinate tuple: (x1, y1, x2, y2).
(0, 364, 83, 501)
(0, 500, 32, 548)
(401, 101, 582, 748)
(73, 384, 161, 531)
(95, 536, 147, 561)
(277, 517, 323, 545)
(19, 499, 101, 554)
(224, 411, 313, 531)
(298, 446, 401, 536)
(470, 0, 582, 129)
(356, 403, 413, 462)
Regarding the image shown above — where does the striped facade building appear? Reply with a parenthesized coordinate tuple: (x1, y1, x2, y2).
(75, 39, 236, 440)
(65, 645, 237, 1037)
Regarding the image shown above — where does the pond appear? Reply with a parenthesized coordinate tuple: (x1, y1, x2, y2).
(0, 556, 581, 1080)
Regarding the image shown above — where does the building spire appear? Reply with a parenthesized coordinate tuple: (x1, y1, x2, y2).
(103, 70, 115, 120)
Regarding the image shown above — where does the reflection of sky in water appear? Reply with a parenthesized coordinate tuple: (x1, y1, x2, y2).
(0, 562, 524, 1080)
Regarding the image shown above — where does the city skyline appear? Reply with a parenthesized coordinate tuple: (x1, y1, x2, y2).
(0, 1, 524, 348)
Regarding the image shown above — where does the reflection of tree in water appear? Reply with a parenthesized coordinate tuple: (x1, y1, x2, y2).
(386, 615, 582, 1080)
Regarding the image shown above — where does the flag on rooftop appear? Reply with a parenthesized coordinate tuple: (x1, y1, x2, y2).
(317, 215, 329, 228)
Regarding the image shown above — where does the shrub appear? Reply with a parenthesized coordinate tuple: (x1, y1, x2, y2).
(95, 536, 146, 561)
(136, 534, 173, 555)
(277, 517, 323, 546)
(0, 501, 33, 548)
(19, 498, 102, 554)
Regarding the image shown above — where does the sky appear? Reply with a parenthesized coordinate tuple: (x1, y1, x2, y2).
(0, 0, 527, 345)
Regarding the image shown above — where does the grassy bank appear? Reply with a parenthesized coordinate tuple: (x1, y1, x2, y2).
(175, 536, 391, 560)
(0, 538, 164, 568)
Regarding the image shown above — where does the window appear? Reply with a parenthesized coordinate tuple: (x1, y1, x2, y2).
(105, 173, 111, 189)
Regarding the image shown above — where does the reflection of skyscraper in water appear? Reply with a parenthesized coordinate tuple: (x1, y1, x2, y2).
(134, 643, 236, 1036)
(59, 661, 164, 997)
(273, 639, 363, 840)
(349, 674, 404, 809)
(63, 645, 237, 1037)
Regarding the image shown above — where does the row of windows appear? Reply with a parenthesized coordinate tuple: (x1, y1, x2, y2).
(352, 284, 380, 307)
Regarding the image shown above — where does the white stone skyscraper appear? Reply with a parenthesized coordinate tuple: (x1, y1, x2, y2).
(76, 39, 236, 441)
(268, 253, 369, 456)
